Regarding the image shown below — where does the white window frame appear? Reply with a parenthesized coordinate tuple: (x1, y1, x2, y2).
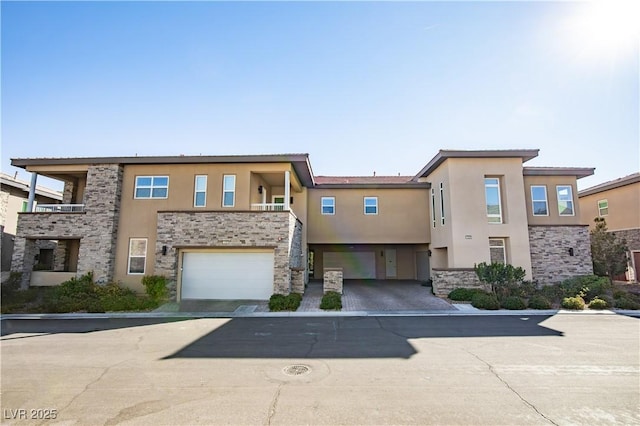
(431, 188, 436, 228)
(364, 197, 378, 215)
(439, 183, 445, 226)
(222, 175, 236, 207)
(489, 238, 506, 264)
(598, 199, 609, 217)
(556, 185, 575, 216)
(134, 176, 169, 199)
(484, 177, 503, 224)
(531, 185, 549, 216)
(321, 197, 335, 215)
(194, 175, 207, 207)
(127, 238, 147, 275)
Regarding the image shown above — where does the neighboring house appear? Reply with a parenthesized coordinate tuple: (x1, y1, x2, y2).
(1, 172, 62, 279)
(10, 150, 595, 298)
(579, 173, 640, 282)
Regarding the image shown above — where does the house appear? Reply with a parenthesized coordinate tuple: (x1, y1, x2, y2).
(578, 173, 640, 282)
(9, 149, 595, 298)
(1, 172, 62, 280)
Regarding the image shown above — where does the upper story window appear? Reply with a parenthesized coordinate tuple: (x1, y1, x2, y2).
(364, 197, 378, 215)
(321, 197, 335, 215)
(598, 199, 608, 216)
(484, 177, 502, 224)
(439, 183, 445, 225)
(127, 238, 147, 275)
(557, 185, 574, 216)
(431, 188, 436, 228)
(135, 176, 169, 199)
(194, 175, 207, 207)
(531, 185, 548, 216)
(222, 175, 235, 207)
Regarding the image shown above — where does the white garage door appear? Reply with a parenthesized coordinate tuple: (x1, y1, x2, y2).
(323, 252, 376, 279)
(181, 251, 274, 300)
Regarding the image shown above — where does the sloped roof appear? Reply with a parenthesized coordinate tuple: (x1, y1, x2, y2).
(578, 172, 640, 197)
(0, 172, 62, 200)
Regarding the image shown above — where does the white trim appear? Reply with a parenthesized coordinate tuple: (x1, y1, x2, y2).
(485, 177, 503, 224)
(364, 196, 378, 215)
(194, 175, 207, 207)
(321, 197, 335, 215)
(489, 238, 506, 264)
(134, 176, 169, 199)
(127, 238, 147, 275)
(530, 185, 549, 216)
(439, 183, 445, 226)
(222, 175, 236, 207)
(597, 199, 609, 217)
(431, 188, 436, 228)
(556, 185, 575, 216)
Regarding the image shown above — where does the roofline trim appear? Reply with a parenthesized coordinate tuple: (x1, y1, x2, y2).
(523, 167, 595, 179)
(578, 172, 640, 197)
(314, 183, 431, 189)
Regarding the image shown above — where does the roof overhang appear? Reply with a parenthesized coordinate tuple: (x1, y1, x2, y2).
(523, 167, 595, 179)
(0, 175, 62, 200)
(412, 149, 539, 181)
(314, 183, 431, 189)
(578, 172, 640, 197)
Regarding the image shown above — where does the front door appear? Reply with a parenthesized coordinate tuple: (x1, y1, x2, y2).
(385, 249, 397, 278)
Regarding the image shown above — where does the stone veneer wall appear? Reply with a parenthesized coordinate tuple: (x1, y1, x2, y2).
(0, 190, 9, 229)
(291, 268, 305, 294)
(323, 268, 343, 294)
(156, 211, 302, 300)
(431, 269, 487, 297)
(11, 164, 123, 287)
(528, 225, 593, 285)
(612, 228, 640, 252)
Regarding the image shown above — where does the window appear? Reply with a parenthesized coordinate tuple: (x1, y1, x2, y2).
(321, 197, 335, 215)
(194, 175, 207, 207)
(135, 176, 169, 199)
(439, 183, 445, 225)
(128, 238, 147, 274)
(222, 175, 235, 207)
(598, 199, 608, 216)
(364, 197, 378, 215)
(489, 238, 506, 264)
(485, 177, 503, 223)
(531, 185, 548, 216)
(431, 188, 436, 228)
(21, 200, 28, 212)
(557, 185, 574, 216)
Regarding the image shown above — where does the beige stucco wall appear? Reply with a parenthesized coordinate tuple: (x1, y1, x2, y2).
(523, 176, 583, 225)
(114, 162, 306, 287)
(420, 162, 452, 268)
(579, 182, 640, 231)
(307, 188, 430, 244)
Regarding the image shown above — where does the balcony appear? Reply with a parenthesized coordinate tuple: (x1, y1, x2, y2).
(251, 203, 287, 212)
(34, 204, 85, 213)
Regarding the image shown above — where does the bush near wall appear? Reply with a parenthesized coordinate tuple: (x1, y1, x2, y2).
(320, 291, 342, 310)
(269, 293, 302, 311)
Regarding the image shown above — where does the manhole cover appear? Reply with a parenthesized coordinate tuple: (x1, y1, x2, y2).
(283, 364, 311, 376)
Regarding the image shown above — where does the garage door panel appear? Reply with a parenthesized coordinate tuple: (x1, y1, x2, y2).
(323, 252, 376, 279)
(181, 252, 274, 300)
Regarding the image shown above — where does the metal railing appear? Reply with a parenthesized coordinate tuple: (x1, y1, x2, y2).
(250, 203, 287, 211)
(34, 204, 85, 213)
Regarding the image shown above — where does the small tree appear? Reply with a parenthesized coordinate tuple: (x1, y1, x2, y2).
(474, 262, 526, 301)
(590, 217, 628, 283)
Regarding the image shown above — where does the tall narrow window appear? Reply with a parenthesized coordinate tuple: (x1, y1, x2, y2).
(128, 238, 147, 275)
(194, 175, 207, 207)
(598, 199, 608, 216)
(531, 185, 548, 216)
(321, 197, 335, 215)
(485, 177, 502, 223)
(439, 183, 445, 225)
(557, 185, 574, 216)
(431, 188, 436, 228)
(364, 197, 378, 215)
(222, 175, 235, 207)
(489, 238, 506, 264)
(21, 200, 28, 212)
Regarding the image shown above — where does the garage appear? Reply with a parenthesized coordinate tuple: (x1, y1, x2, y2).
(323, 252, 376, 279)
(180, 251, 274, 300)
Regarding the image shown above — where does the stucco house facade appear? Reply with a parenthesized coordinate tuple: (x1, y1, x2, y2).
(10, 149, 595, 299)
(579, 173, 640, 282)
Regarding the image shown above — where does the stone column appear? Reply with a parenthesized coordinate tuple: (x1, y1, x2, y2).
(323, 268, 343, 294)
(53, 240, 68, 271)
(11, 237, 37, 289)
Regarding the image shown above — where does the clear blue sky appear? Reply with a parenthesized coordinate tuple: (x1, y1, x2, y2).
(2, 1, 638, 191)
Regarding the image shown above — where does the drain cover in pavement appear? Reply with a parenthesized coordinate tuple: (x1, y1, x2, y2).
(283, 364, 311, 376)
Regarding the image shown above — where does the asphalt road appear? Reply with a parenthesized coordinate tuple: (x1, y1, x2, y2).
(1, 313, 639, 425)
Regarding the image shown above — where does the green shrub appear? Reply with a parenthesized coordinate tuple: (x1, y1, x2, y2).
(142, 275, 168, 302)
(562, 296, 585, 310)
(269, 293, 302, 311)
(614, 297, 640, 310)
(559, 275, 610, 302)
(475, 262, 526, 301)
(501, 296, 526, 310)
(1, 272, 23, 298)
(471, 292, 500, 310)
(538, 284, 565, 304)
(588, 297, 608, 310)
(320, 291, 342, 310)
(448, 288, 487, 301)
(527, 295, 552, 310)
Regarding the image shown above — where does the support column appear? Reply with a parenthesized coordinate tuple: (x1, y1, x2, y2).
(284, 171, 290, 211)
(26, 172, 38, 212)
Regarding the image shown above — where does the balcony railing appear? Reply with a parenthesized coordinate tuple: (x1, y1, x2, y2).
(251, 203, 287, 212)
(34, 204, 85, 213)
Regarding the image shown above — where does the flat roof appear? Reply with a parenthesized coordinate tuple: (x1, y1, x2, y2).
(11, 153, 316, 187)
(412, 149, 539, 180)
(578, 172, 640, 197)
(523, 167, 595, 179)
